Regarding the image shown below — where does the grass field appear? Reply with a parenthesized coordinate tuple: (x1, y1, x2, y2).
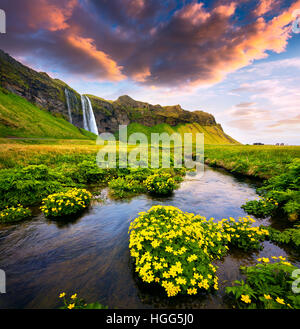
(205, 145, 300, 179)
(0, 140, 299, 178)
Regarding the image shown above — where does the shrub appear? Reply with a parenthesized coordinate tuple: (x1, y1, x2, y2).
(0, 205, 31, 223)
(40, 188, 92, 218)
(122, 168, 153, 182)
(128, 206, 266, 297)
(221, 217, 269, 251)
(108, 177, 146, 198)
(225, 258, 300, 309)
(242, 159, 300, 220)
(241, 198, 278, 218)
(59, 292, 108, 309)
(144, 173, 177, 195)
(74, 160, 109, 183)
(263, 225, 300, 250)
(129, 206, 222, 297)
(0, 165, 66, 210)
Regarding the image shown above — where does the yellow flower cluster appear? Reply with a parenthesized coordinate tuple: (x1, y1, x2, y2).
(129, 206, 264, 297)
(144, 173, 176, 195)
(257, 256, 292, 266)
(221, 216, 269, 251)
(0, 204, 31, 223)
(40, 188, 92, 218)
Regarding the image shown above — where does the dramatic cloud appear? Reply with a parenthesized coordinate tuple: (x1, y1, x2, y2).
(1, 0, 300, 87)
(66, 34, 125, 81)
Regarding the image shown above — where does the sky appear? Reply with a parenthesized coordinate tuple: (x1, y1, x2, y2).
(0, 0, 299, 144)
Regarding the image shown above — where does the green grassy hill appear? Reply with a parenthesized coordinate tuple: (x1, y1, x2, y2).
(123, 122, 239, 144)
(0, 89, 96, 139)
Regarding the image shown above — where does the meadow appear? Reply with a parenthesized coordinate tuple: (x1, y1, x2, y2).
(1, 139, 299, 174)
(205, 144, 300, 179)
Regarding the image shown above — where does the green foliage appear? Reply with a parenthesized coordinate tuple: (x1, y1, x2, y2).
(59, 292, 108, 309)
(74, 160, 109, 183)
(40, 188, 92, 218)
(241, 198, 278, 218)
(0, 205, 31, 223)
(109, 177, 146, 198)
(0, 165, 66, 210)
(108, 168, 185, 198)
(263, 225, 300, 250)
(144, 173, 177, 195)
(225, 258, 299, 309)
(129, 206, 268, 297)
(242, 159, 300, 220)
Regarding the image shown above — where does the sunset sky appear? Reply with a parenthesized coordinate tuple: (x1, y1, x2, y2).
(1, 0, 299, 144)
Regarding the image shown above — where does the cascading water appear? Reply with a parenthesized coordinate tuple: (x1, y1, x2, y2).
(64, 88, 73, 124)
(81, 95, 99, 135)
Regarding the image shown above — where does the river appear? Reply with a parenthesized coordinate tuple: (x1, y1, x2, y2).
(0, 166, 298, 309)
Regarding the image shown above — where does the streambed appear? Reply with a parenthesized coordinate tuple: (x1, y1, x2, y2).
(0, 166, 298, 309)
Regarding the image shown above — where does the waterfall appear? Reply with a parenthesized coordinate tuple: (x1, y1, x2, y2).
(81, 95, 99, 135)
(64, 89, 73, 124)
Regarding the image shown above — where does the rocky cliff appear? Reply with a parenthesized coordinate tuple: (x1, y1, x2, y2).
(0, 49, 237, 143)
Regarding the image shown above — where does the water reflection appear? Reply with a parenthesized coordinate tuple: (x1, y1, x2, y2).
(0, 166, 298, 309)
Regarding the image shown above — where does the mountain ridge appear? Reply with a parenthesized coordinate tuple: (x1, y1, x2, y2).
(0, 49, 239, 144)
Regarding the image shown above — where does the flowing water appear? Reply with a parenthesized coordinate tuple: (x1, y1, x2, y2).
(0, 166, 298, 309)
(64, 89, 73, 124)
(81, 95, 99, 135)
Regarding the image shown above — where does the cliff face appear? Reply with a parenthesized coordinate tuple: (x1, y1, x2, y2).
(0, 49, 83, 127)
(0, 49, 236, 142)
(88, 94, 217, 134)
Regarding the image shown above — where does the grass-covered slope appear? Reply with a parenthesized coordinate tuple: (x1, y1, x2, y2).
(0, 89, 96, 139)
(123, 122, 239, 144)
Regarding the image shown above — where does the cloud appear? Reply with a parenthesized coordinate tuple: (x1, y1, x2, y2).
(27, 0, 77, 32)
(66, 34, 125, 81)
(1, 0, 300, 88)
(121, 0, 300, 87)
(227, 119, 257, 130)
(267, 114, 300, 129)
(236, 102, 256, 108)
(252, 0, 280, 17)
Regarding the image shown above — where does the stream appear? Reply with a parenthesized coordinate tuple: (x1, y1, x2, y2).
(0, 166, 298, 309)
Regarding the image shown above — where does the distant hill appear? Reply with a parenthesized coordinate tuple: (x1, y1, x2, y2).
(0, 49, 239, 144)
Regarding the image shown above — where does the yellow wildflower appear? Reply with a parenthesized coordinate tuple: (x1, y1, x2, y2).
(241, 295, 251, 304)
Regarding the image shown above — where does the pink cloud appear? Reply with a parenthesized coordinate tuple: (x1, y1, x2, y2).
(27, 0, 77, 32)
(66, 34, 125, 81)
